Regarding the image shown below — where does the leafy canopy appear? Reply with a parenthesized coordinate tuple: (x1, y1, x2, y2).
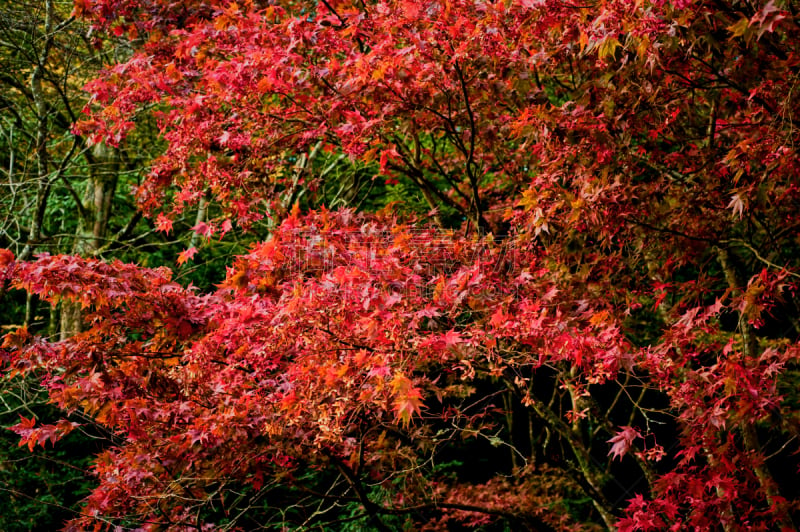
(3, 0, 800, 529)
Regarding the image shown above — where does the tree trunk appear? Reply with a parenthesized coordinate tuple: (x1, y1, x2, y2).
(60, 142, 119, 340)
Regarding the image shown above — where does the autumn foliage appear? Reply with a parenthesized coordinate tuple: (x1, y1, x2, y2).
(3, 0, 800, 529)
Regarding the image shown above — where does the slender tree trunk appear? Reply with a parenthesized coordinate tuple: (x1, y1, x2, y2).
(60, 142, 119, 340)
(716, 247, 796, 530)
(19, 0, 56, 329)
(189, 191, 210, 250)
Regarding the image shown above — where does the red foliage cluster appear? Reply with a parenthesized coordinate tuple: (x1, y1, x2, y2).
(4, 0, 800, 528)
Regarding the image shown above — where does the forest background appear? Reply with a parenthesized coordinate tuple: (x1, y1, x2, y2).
(2, 0, 800, 530)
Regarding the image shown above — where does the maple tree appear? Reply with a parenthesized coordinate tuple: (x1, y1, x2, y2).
(3, 0, 800, 529)
(0, 3, 155, 525)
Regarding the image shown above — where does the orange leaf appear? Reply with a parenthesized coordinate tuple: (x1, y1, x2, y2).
(177, 247, 198, 265)
(391, 373, 423, 426)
